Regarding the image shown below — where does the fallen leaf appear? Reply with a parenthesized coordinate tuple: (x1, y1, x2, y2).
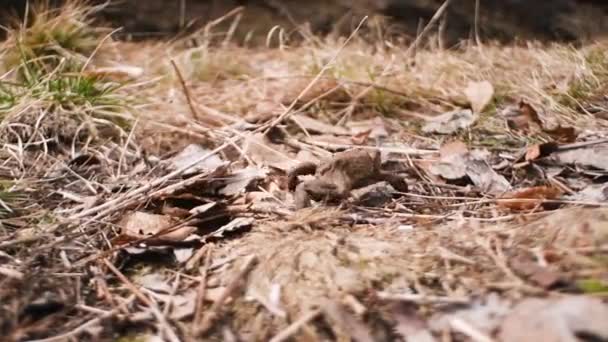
(498, 186, 563, 211)
(429, 293, 510, 336)
(169, 144, 226, 176)
(464, 80, 494, 113)
(347, 117, 390, 141)
(555, 145, 608, 172)
(136, 273, 172, 293)
(430, 144, 510, 193)
(210, 217, 254, 238)
(525, 142, 559, 161)
(567, 184, 608, 202)
(290, 114, 350, 135)
(502, 101, 543, 132)
(439, 140, 469, 159)
(219, 167, 268, 196)
(242, 133, 297, 171)
(499, 296, 608, 342)
(422, 109, 476, 134)
(120, 212, 176, 236)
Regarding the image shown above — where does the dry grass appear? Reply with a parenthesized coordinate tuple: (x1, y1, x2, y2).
(1, 2, 607, 341)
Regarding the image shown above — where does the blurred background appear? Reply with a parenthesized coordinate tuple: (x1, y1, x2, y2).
(2, 0, 607, 43)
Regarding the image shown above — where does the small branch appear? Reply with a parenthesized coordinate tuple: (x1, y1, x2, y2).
(269, 309, 323, 342)
(405, 0, 452, 56)
(196, 255, 258, 336)
(170, 59, 201, 120)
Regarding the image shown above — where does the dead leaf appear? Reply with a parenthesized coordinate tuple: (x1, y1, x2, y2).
(219, 167, 268, 196)
(431, 148, 510, 193)
(498, 186, 562, 211)
(347, 117, 390, 140)
(464, 80, 494, 113)
(499, 296, 608, 342)
(555, 145, 608, 172)
(429, 293, 510, 336)
(502, 101, 543, 132)
(169, 144, 226, 176)
(439, 140, 469, 159)
(210, 217, 254, 238)
(525, 142, 559, 161)
(422, 109, 476, 134)
(290, 115, 350, 135)
(242, 133, 297, 171)
(120, 211, 176, 237)
(568, 184, 608, 202)
(136, 273, 172, 293)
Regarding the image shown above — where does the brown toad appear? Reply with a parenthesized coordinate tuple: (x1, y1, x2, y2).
(287, 149, 408, 209)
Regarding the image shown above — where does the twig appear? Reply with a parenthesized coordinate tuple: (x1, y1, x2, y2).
(405, 0, 452, 57)
(170, 59, 201, 120)
(103, 259, 181, 342)
(376, 292, 470, 305)
(450, 317, 494, 342)
(194, 247, 212, 330)
(196, 254, 258, 336)
(269, 309, 323, 342)
(262, 16, 368, 134)
(298, 139, 437, 156)
(25, 310, 117, 342)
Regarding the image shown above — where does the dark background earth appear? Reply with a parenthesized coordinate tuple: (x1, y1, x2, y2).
(2, 0, 608, 43)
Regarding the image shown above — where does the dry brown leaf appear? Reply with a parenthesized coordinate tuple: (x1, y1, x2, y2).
(524, 142, 559, 161)
(431, 147, 511, 194)
(503, 101, 543, 132)
(555, 145, 608, 172)
(422, 109, 476, 134)
(347, 117, 390, 140)
(119, 211, 197, 242)
(242, 133, 297, 171)
(219, 167, 268, 196)
(464, 80, 494, 113)
(120, 211, 176, 237)
(169, 144, 226, 176)
(499, 296, 608, 342)
(498, 186, 562, 211)
(439, 140, 469, 159)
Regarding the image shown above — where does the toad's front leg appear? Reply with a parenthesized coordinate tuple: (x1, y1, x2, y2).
(294, 179, 347, 209)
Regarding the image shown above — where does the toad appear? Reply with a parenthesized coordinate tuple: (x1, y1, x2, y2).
(287, 149, 408, 209)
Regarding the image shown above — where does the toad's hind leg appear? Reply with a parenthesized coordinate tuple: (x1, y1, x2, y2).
(294, 180, 344, 209)
(288, 162, 317, 191)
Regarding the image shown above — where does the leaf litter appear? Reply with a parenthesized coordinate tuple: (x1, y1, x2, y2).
(1, 3, 608, 341)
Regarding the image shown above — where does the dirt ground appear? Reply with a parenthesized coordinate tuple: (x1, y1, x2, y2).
(0, 2, 607, 342)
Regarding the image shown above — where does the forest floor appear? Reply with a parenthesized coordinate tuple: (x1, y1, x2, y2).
(1, 3, 608, 342)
